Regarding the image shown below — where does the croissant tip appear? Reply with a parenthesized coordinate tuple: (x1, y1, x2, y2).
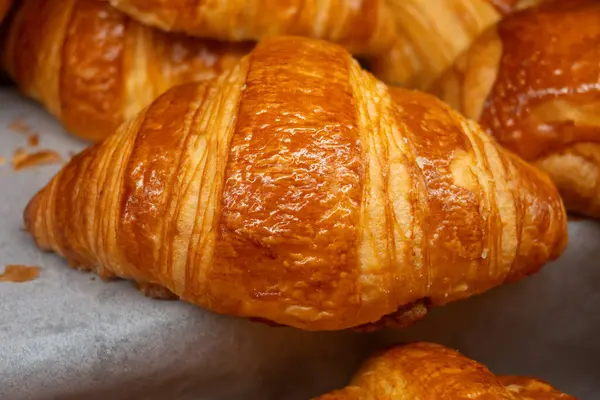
(23, 188, 41, 234)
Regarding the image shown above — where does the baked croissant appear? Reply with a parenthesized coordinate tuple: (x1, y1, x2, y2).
(434, 0, 600, 218)
(366, 0, 543, 90)
(2, 0, 251, 141)
(107, 0, 396, 57)
(315, 342, 575, 399)
(24, 36, 568, 331)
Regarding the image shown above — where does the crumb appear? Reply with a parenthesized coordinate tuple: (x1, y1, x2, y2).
(90, 277, 96, 281)
(12, 148, 26, 165)
(0, 265, 40, 283)
(12, 148, 62, 170)
(8, 119, 42, 148)
(8, 118, 32, 134)
(27, 134, 39, 147)
(0, 156, 5, 166)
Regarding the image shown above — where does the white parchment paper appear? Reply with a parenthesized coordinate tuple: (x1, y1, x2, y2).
(0, 88, 598, 399)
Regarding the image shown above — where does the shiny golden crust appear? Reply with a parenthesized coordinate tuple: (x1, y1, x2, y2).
(24, 37, 567, 331)
(434, 0, 600, 217)
(366, 0, 509, 90)
(107, 0, 395, 57)
(2, 0, 250, 141)
(0, 0, 11, 24)
(315, 343, 575, 399)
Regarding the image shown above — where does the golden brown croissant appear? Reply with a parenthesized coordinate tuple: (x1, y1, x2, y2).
(2, 0, 251, 141)
(107, 0, 396, 56)
(366, 0, 545, 90)
(315, 342, 575, 399)
(434, 0, 600, 218)
(24, 36, 568, 331)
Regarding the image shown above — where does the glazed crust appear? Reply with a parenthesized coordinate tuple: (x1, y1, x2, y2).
(24, 37, 567, 331)
(315, 343, 575, 399)
(434, 0, 600, 217)
(107, 0, 396, 57)
(2, 0, 251, 141)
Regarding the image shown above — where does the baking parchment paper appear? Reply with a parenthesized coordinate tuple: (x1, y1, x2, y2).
(0, 88, 598, 399)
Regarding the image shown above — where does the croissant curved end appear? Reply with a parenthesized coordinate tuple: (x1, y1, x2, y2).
(24, 36, 568, 331)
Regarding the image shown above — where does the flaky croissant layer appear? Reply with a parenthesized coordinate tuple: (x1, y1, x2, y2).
(25, 37, 567, 331)
(315, 343, 575, 399)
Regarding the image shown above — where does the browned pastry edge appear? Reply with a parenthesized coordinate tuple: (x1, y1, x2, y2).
(136, 281, 430, 331)
(353, 301, 429, 332)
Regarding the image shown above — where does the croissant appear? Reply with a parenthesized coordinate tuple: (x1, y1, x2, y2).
(434, 0, 600, 218)
(2, 0, 251, 141)
(107, 0, 396, 57)
(24, 36, 567, 331)
(315, 342, 575, 399)
(366, 0, 542, 90)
